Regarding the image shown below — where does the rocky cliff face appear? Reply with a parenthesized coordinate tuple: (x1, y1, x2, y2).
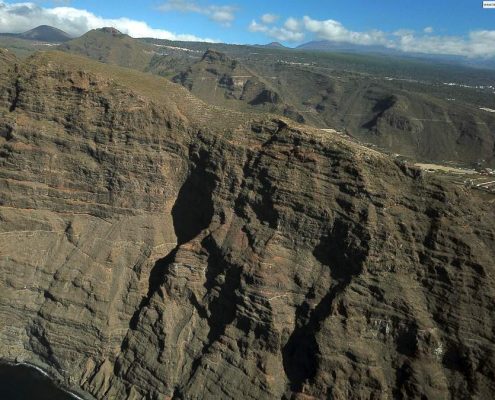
(1, 50, 495, 400)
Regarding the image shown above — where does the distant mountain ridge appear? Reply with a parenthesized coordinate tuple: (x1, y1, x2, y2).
(0, 25, 72, 42)
(259, 42, 288, 49)
(297, 40, 495, 69)
(297, 40, 398, 55)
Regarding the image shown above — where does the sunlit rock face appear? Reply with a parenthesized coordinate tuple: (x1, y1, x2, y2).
(0, 50, 495, 400)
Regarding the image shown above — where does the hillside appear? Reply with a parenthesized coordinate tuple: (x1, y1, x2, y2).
(0, 25, 73, 58)
(147, 47, 495, 167)
(259, 42, 288, 49)
(161, 49, 305, 122)
(17, 25, 72, 42)
(297, 40, 397, 55)
(248, 62, 495, 165)
(296, 40, 495, 70)
(58, 28, 155, 70)
(140, 37, 495, 86)
(54, 32, 495, 167)
(0, 25, 72, 43)
(0, 49, 494, 400)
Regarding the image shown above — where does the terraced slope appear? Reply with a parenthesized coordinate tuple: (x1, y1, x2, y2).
(165, 49, 305, 123)
(57, 31, 495, 167)
(0, 49, 495, 400)
(222, 58, 495, 166)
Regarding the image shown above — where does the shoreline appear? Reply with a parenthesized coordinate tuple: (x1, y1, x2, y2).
(0, 359, 94, 400)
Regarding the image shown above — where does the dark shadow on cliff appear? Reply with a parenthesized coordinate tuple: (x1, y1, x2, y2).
(282, 219, 369, 392)
(172, 147, 216, 245)
(362, 95, 397, 130)
(128, 247, 178, 330)
(127, 146, 216, 331)
(183, 234, 241, 387)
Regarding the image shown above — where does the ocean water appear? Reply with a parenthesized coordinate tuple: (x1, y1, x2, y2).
(0, 363, 76, 400)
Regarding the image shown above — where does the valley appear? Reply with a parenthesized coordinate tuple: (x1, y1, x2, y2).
(61, 29, 495, 168)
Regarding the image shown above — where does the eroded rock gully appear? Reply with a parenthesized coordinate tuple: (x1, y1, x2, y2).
(0, 50, 494, 400)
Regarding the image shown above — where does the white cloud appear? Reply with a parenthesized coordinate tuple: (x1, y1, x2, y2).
(393, 29, 415, 37)
(249, 14, 495, 58)
(209, 5, 236, 25)
(249, 15, 386, 46)
(248, 19, 304, 42)
(302, 16, 389, 46)
(157, 0, 201, 13)
(0, 1, 212, 41)
(157, 0, 237, 27)
(283, 17, 300, 32)
(260, 13, 278, 24)
(248, 20, 266, 33)
(392, 29, 495, 58)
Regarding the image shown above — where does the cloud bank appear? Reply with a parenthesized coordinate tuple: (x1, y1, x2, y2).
(249, 15, 495, 58)
(0, 1, 213, 41)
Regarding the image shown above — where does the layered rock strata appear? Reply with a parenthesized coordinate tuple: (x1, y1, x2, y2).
(0, 50, 494, 399)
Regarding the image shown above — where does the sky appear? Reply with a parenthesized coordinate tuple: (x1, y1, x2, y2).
(0, 0, 494, 57)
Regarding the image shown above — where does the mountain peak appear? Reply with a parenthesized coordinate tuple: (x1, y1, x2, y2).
(97, 27, 124, 36)
(266, 42, 286, 48)
(16, 25, 72, 42)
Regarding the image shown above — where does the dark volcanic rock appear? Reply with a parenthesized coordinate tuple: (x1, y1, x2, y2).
(0, 50, 494, 400)
(249, 88, 280, 105)
(202, 49, 229, 63)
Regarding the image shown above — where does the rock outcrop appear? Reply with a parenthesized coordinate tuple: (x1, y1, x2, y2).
(168, 50, 306, 124)
(1, 50, 495, 400)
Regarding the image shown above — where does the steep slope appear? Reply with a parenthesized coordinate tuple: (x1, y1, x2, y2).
(167, 49, 305, 122)
(0, 50, 495, 400)
(239, 62, 495, 166)
(273, 67, 495, 165)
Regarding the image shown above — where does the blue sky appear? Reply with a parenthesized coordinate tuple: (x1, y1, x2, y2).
(73, 0, 494, 42)
(1, 0, 494, 57)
